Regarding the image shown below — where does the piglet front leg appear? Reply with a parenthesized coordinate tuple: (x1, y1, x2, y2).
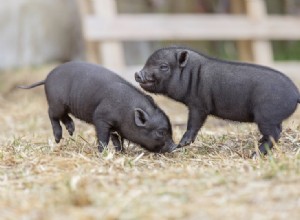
(94, 119, 111, 153)
(111, 133, 125, 152)
(178, 108, 207, 148)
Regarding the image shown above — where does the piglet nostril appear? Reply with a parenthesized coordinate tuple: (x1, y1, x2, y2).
(135, 72, 143, 83)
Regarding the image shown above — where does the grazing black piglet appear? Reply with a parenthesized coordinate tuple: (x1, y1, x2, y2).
(19, 61, 176, 153)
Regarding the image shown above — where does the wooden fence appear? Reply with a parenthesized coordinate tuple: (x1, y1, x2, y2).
(77, 0, 300, 76)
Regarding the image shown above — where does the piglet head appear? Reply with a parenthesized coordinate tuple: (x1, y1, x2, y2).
(133, 108, 176, 153)
(135, 47, 189, 94)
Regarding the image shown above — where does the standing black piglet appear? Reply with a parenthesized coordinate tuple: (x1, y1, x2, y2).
(135, 47, 300, 156)
(19, 61, 176, 153)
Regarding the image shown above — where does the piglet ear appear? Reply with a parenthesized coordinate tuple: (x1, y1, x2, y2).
(134, 108, 149, 127)
(177, 50, 189, 67)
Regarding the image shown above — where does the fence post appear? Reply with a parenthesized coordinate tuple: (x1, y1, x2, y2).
(246, 0, 273, 65)
(230, 0, 253, 62)
(76, 0, 99, 63)
(92, 0, 125, 71)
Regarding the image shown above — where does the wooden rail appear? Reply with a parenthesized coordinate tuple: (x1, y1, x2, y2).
(78, 0, 300, 76)
(85, 15, 300, 41)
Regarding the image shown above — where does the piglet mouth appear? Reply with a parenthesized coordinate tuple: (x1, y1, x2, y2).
(142, 142, 177, 154)
(135, 71, 156, 88)
(140, 81, 155, 90)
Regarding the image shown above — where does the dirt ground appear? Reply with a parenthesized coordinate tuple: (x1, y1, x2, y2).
(0, 65, 299, 220)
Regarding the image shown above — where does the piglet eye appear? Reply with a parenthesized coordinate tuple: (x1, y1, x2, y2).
(156, 130, 165, 138)
(160, 64, 169, 71)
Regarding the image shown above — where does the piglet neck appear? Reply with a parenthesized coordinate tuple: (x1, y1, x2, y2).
(165, 69, 190, 105)
(167, 60, 205, 105)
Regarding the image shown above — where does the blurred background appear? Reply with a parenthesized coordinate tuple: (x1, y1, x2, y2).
(0, 0, 300, 81)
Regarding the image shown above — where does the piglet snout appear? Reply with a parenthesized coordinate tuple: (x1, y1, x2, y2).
(160, 141, 177, 153)
(135, 71, 144, 83)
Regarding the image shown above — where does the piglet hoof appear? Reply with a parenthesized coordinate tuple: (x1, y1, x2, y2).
(55, 138, 61, 144)
(66, 123, 75, 136)
(54, 134, 62, 143)
(177, 144, 183, 148)
(178, 140, 191, 148)
(250, 151, 265, 160)
(178, 133, 194, 148)
(55, 136, 62, 143)
(54, 131, 62, 144)
(67, 129, 74, 136)
(250, 151, 258, 160)
(98, 145, 104, 153)
(115, 146, 125, 153)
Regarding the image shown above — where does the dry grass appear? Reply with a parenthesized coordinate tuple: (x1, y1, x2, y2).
(0, 65, 300, 220)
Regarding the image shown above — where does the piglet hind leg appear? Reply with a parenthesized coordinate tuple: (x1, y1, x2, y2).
(251, 123, 281, 158)
(61, 114, 75, 136)
(48, 108, 63, 143)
